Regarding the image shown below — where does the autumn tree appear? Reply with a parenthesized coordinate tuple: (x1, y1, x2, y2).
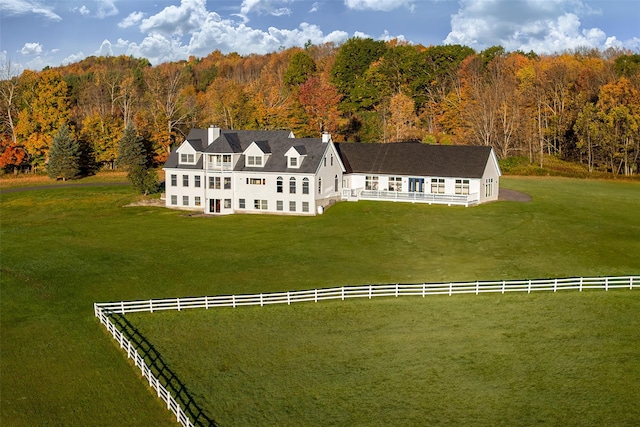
(298, 75, 341, 135)
(47, 124, 81, 181)
(14, 69, 71, 171)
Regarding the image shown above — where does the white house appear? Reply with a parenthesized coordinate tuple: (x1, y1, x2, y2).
(163, 127, 345, 215)
(163, 128, 501, 215)
(335, 142, 501, 207)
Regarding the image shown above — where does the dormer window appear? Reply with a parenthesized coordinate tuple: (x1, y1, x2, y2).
(180, 153, 195, 163)
(247, 155, 263, 166)
(285, 146, 306, 169)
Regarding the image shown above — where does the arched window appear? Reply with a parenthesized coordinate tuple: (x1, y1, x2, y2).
(302, 177, 309, 194)
(276, 176, 283, 193)
(334, 175, 339, 192)
(289, 177, 296, 194)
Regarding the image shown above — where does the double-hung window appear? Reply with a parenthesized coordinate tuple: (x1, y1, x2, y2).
(289, 177, 296, 194)
(194, 175, 201, 188)
(365, 176, 379, 191)
(431, 178, 445, 194)
(455, 179, 470, 195)
(302, 178, 309, 194)
(209, 176, 221, 189)
(183, 175, 189, 187)
(276, 177, 283, 193)
(171, 174, 177, 187)
(388, 176, 402, 192)
(224, 177, 231, 189)
(247, 156, 262, 166)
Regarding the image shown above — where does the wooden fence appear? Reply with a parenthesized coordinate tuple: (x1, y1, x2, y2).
(94, 275, 637, 426)
(95, 276, 637, 315)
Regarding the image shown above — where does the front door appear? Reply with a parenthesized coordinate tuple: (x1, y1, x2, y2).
(408, 178, 424, 192)
(209, 199, 221, 213)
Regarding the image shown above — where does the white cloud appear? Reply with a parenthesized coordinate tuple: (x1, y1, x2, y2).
(96, 0, 118, 19)
(344, 0, 415, 12)
(139, 0, 209, 36)
(240, 0, 292, 16)
(0, 0, 62, 21)
(96, 39, 114, 57)
(444, 0, 619, 54)
(19, 42, 43, 55)
(309, 2, 321, 13)
(119, 11, 146, 28)
(78, 6, 90, 16)
(61, 51, 87, 65)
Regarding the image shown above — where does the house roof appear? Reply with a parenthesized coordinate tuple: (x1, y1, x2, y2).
(239, 137, 326, 174)
(164, 129, 327, 174)
(335, 142, 494, 178)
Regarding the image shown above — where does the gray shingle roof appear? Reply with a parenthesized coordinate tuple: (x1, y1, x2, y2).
(335, 142, 494, 178)
(164, 129, 326, 173)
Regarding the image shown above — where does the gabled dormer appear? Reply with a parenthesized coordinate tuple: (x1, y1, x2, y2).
(176, 139, 200, 165)
(244, 141, 271, 167)
(285, 145, 307, 169)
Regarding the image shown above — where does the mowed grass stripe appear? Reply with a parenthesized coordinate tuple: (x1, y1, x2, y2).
(128, 291, 640, 426)
(1, 177, 639, 426)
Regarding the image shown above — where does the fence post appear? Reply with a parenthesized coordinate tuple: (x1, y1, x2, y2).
(605, 277, 609, 291)
(449, 282, 453, 296)
(341, 287, 345, 301)
(232, 295, 236, 308)
(475, 281, 479, 295)
(369, 284, 372, 299)
(554, 278, 557, 292)
(501, 280, 505, 294)
(315, 288, 318, 303)
(120, 300, 125, 314)
(177, 298, 181, 311)
(150, 299, 154, 313)
(527, 279, 531, 294)
(579, 277, 583, 292)
(631, 276, 634, 290)
(287, 291, 291, 305)
(260, 293, 263, 307)
(396, 283, 399, 297)
(205, 295, 209, 310)
(422, 283, 426, 298)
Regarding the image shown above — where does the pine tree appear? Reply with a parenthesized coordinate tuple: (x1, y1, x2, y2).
(47, 124, 80, 181)
(115, 124, 158, 194)
(115, 123, 146, 171)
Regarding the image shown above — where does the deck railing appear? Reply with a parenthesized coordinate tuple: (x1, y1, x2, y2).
(342, 188, 479, 206)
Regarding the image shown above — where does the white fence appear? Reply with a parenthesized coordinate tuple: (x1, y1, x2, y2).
(95, 308, 199, 426)
(94, 275, 637, 426)
(95, 276, 637, 315)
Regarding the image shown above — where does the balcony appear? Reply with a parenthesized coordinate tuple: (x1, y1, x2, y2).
(342, 188, 479, 207)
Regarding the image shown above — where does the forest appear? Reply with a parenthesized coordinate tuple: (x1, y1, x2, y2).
(1, 37, 639, 176)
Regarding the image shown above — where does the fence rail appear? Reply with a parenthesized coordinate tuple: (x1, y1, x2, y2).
(94, 275, 637, 426)
(95, 276, 637, 315)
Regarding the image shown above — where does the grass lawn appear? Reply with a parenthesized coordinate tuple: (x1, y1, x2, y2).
(1, 176, 639, 426)
(128, 291, 640, 426)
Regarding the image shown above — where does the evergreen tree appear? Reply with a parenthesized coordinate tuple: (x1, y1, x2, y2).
(115, 123, 158, 194)
(115, 123, 146, 171)
(47, 124, 80, 181)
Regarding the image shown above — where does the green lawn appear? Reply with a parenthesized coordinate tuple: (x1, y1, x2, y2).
(129, 292, 640, 426)
(1, 177, 639, 426)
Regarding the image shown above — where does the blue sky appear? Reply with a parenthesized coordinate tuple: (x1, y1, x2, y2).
(1, 0, 639, 72)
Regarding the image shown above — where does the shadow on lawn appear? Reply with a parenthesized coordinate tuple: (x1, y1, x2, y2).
(108, 312, 217, 427)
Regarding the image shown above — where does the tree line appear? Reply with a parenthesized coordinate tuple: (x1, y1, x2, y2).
(1, 38, 639, 178)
